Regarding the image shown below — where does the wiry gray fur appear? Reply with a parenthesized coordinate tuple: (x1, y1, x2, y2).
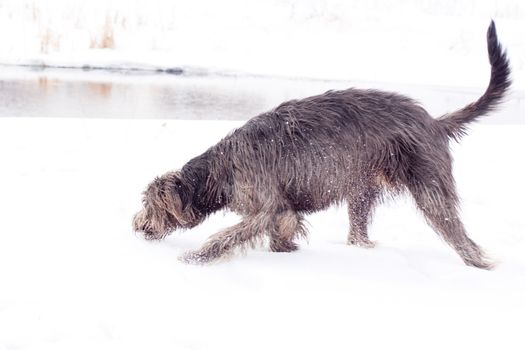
(133, 21, 511, 269)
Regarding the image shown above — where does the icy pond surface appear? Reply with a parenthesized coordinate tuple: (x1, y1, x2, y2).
(0, 67, 523, 123)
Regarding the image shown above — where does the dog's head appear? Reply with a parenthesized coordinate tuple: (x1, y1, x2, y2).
(133, 171, 198, 240)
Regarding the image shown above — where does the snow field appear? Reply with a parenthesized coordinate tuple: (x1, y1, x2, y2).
(0, 117, 524, 349)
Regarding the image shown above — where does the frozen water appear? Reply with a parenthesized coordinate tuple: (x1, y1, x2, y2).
(1, 68, 524, 123)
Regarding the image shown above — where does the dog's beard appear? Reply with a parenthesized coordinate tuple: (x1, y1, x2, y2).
(132, 207, 176, 240)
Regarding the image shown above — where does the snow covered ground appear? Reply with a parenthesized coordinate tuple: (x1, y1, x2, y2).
(0, 0, 524, 88)
(1, 117, 524, 349)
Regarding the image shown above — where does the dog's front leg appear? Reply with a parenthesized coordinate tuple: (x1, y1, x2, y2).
(269, 210, 306, 252)
(180, 214, 268, 264)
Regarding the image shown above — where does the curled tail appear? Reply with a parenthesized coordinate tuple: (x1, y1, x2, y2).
(438, 20, 511, 141)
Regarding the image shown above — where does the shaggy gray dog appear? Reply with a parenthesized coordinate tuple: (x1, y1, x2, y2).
(133, 21, 510, 269)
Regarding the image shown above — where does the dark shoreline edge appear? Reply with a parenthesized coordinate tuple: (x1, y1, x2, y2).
(0, 62, 184, 76)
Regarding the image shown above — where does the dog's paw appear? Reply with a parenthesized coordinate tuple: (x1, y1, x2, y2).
(463, 256, 495, 270)
(347, 238, 376, 249)
(179, 250, 214, 265)
(270, 240, 299, 253)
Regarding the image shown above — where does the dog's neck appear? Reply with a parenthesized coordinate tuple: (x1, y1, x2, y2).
(180, 149, 232, 219)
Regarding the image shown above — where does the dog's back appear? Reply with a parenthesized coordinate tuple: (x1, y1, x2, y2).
(217, 89, 436, 211)
(213, 20, 510, 216)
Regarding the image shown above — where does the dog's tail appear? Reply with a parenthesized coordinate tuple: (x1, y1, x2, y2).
(438, 20, 511, 141)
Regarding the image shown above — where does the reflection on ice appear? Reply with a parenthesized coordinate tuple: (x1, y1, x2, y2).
(0, 67, 523, 123)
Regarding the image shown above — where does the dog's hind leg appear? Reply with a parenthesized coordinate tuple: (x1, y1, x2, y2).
(346, 183, 380, 248)
(269, 210, 306, 253)
(406, 164, 493, 269)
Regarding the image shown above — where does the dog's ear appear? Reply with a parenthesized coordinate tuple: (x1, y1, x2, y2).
(174, 178, 193, 212)
(147, 171, 198, 227)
